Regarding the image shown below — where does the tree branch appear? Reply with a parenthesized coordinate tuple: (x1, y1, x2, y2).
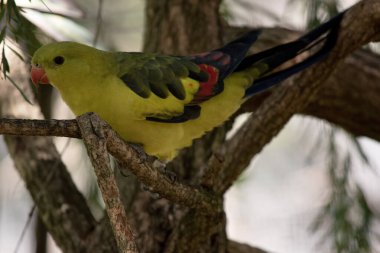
(77, 114, 138, 253)
(0, 118, 80, 137)
(303, 49, 380, 139)
(227, 240, 269, 253)
(0, 115, 222, 214)
(212, 0, 380, 193)
(100, 117, 222, 214)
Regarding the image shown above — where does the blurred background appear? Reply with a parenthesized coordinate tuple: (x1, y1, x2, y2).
(1, 0, 379, 252)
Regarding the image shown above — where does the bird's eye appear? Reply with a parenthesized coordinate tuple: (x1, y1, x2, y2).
(53, 56, 65, 65)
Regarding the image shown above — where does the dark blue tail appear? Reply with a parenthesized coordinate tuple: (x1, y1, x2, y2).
(188, 30, 262, 81)
(242, 12, 345, 97)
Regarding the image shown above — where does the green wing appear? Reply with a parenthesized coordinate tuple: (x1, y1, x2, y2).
(116, 52, 208, 100)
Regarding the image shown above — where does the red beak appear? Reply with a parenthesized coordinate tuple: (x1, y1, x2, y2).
(30, 66, 50, 85)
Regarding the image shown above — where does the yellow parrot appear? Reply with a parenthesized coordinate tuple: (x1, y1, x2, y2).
(31, 13, 343, 160)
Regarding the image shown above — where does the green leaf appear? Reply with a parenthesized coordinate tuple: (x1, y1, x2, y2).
(7, 76, 33, 105)
(8, 0, 21, 20)
(0, 2, 6, 21)
(0, 27, 6, 42)
(1, 46, 10, 77)
(6, 44, 24, 61)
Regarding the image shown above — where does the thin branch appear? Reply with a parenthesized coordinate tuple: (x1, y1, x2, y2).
(77, 114, 138, 253)
(83, 113, 222, 215)
(0, 118, 80, 137)
(0, 116, 221, 214)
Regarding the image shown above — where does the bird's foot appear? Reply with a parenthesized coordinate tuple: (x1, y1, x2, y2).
(152, 159, 177, 183)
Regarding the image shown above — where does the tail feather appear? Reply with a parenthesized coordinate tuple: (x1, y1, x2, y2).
(215, 30, 261, 79)
(189, 30, 262, 80)
(242, 11, 345, 97)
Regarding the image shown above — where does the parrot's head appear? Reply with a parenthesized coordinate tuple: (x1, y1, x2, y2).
(31, 42, 111, 88)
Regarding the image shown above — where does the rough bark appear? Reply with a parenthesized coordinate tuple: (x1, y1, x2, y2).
(227, 241, 269, 253)
(304, 49, 380, 139)
(144, 0, 223, 54)
(77, 114, 138, 253)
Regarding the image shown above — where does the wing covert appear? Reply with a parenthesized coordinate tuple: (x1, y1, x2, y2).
(117, 53, 206, 100)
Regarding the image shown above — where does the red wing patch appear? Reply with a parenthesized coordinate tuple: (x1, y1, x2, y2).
(191, 64, 220, 104)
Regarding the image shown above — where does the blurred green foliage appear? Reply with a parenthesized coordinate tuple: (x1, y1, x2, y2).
(293, 1, 374, 252)
(311, 127, 372, 253)
(0, 0, 40, 103)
